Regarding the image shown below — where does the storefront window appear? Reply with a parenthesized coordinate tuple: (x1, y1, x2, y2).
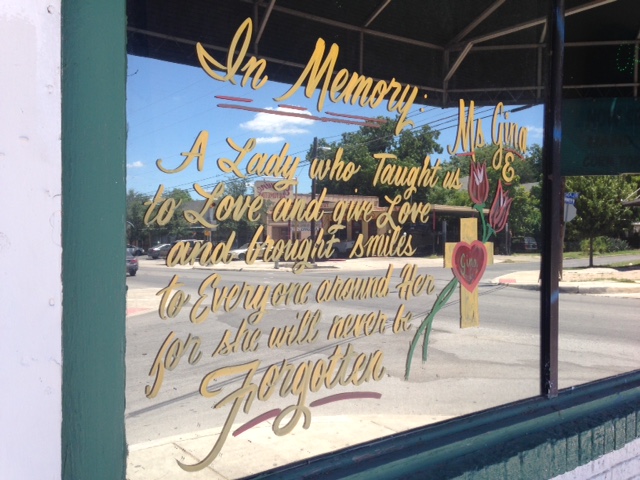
(123, 1, 638, 477)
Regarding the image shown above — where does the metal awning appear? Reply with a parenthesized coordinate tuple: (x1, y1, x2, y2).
(127, 0, 640, 108)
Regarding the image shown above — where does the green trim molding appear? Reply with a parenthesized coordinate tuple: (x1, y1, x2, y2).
(61, 1, 127, 479)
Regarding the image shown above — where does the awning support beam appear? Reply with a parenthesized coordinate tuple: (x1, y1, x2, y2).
(448, 0, 506, 45)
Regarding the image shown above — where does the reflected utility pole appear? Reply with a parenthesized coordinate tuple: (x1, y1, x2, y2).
(310, 138, 331, 264)
(310, 137, 318, 255)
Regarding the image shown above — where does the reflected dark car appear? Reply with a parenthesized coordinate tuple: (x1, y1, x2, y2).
(127, 244, 145, 256)
(168, 239, 204, 259)
(147, 243, 171, 259)
(126, 249, 139, 276)
(512, 236, 538, 253)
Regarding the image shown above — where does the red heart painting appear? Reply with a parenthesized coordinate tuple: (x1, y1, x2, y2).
(451, 240, 488, 292)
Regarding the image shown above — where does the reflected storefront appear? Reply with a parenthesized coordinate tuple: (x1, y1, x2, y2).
(57, 1, 640, 479)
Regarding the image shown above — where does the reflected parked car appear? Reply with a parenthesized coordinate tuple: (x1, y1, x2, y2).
(230, 242, 265, 261)
(147, 243, 171, 259)
(512, 236, 538, 253)
(126, 249, 139, 276)
(127, 244, 145, 256)
(168, 239, 204, 259)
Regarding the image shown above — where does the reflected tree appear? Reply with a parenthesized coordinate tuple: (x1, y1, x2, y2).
(565, 175, 635, 266)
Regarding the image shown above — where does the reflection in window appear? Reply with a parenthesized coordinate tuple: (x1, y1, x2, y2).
(124, 1, 640, 477)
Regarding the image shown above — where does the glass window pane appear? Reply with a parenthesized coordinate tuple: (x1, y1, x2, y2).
(559, 1, 640, 388)
(124, 1, 551, 477)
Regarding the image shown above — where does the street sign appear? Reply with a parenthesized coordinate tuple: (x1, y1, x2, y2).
(564, 203, 577, 222)
(565, 192, 579, 205)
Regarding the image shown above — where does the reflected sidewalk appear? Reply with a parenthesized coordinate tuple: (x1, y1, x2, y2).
(491, 267, 640, 297)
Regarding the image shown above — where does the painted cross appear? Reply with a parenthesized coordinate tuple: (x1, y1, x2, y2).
(444, 217, 493, 328)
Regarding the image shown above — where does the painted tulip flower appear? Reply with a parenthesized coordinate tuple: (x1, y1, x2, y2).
(469, 161, 489, 205)
(489, 180, 513, 233)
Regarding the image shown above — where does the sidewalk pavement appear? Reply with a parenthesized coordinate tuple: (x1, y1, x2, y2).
(490, 266, 640, 297)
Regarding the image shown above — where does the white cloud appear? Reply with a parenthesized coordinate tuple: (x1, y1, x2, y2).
(127, 161, 144, 168)
(240, 106, 313, 135)
(255, 136, 286, 144)
(525, 125, 543, 139)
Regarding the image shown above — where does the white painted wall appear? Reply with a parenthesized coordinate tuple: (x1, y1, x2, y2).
(0, 1, 62, 479)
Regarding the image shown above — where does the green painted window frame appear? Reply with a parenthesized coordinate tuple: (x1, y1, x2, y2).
(61, 0, 127, 478)
(61, 1, 640, 478)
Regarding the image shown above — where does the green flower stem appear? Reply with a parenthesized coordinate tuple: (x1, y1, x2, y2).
(474, 203, 495, 243)
(405, 276, 459, 380)
(421, 278, 458, 361)
(404, 201, 494, 381)
(474, 203, 487, 242)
